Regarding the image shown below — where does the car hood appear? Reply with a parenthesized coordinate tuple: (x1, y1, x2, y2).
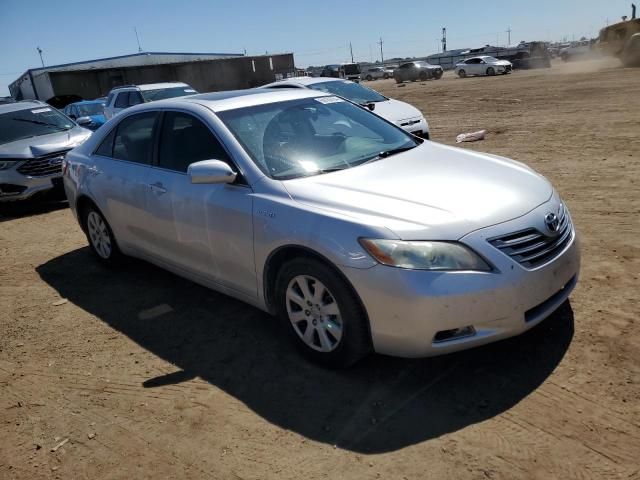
(282, 142, 553, 240)
(0, 126, 91, 159)
(370, 98, 424, 123)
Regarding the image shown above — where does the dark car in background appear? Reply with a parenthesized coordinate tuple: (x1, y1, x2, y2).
(394, 61, 444, 83)
(63, 99, 107, 131)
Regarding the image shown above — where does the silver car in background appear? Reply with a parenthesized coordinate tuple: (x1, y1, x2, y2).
(0, 101, 91, 201)
(361, 66, 394, 81)
(63, 88, 580, 367)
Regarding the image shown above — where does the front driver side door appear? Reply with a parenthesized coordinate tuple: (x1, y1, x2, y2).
(144, 110, 256, 299)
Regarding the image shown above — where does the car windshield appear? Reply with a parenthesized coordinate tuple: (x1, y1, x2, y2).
(483, 56, 499, 62)
(308, 80, 387, 104)
(76, 103, 104, 116)
(140, 86, 197, 102)
(218, 96, 418, 180)
(0, 106, 74, 145)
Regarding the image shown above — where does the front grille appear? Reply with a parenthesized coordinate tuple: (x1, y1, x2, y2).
(16, 151, 69, 177)
(488, 204, 573, 269)
(400, 119, 421, 127)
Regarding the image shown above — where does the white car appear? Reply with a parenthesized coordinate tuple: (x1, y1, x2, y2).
(361, 66, 394, 81)
(261, 77, 430, 139)
(455, 56, 513, 78)
(103, 82, 197, 120)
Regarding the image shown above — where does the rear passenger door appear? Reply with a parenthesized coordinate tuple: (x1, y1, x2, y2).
(144, 110, 256, 298)
(90, 111, 159, 253)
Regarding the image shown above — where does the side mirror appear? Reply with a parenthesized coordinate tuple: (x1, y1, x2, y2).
(365, 103, 375, 111)
(76, 116, 92, 126)
(188, 160, 237, 184)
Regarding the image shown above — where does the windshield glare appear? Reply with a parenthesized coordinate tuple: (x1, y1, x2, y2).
(308, 80, 387, 104)
(0, 107, 74, 145)
(218, 96, 417, 180)
(76, 103, 104, 116)
(141, 86, 197, 102)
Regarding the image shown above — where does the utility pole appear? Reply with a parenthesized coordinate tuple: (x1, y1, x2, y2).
(134, 26, 143, 53)
(36, 47, 44, 67)
(378, 37, 384, 64)
(506, 26, 511, 45)
(441, 28, 447, 52)
(349, 42, 354, 63)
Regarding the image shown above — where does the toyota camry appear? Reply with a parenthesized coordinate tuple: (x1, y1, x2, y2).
(63, 88, 580, 367)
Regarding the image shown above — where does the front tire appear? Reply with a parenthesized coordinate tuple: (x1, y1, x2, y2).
(275, 257, 371, 367)
(487, 67, 496, 76)
(365, 75, 373, 81)
(458, 69, 467, 78)
(82, 204, 122, 265)
(419, 71, 428, 81)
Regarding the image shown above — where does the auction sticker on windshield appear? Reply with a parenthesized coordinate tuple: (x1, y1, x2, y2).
(315, 96, 344, 104)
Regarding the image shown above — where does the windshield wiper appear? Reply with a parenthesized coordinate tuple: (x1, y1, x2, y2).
(11, 118, 69, 130)
(354, 144, 418, 167)
(377, 145, 418, 158)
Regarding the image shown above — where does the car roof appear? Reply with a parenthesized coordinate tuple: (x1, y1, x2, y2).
(112, 82, 190, 92)
(131, 87, 329, 113)
(0, 101, 47, 114)
(262, 77, 351, 88)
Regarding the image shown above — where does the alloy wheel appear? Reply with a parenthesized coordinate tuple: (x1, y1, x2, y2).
(87, 211, 112, 259)
(285, 275, 343, 352)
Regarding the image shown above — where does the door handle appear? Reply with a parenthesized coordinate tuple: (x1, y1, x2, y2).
(149, 182, 167, 194)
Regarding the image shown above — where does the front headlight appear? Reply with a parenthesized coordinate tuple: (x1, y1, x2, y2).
(359, 239, 491, 271)
(0, 160, 19, 170)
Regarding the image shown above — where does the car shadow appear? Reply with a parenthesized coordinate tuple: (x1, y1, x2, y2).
(0, 195, 67, 222)
(36, 248, 574, 454)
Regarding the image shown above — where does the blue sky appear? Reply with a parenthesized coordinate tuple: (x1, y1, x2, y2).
(0, 0, 629, 95)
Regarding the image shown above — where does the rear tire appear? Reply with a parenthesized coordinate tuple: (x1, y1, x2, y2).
(458, 69, 467, 78)
(275, 257, 371, 368)
(395, 77, 402, 84)
(487, 67, 496, 76)
(383, 73, 389, 79)
(81, 204, 122, 265)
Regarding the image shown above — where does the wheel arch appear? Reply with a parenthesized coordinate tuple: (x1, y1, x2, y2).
(262, 244, 372, 339)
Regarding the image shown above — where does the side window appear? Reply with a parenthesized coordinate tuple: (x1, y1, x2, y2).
(158, 112, 229, 173)
(114, 92, 129, 108)
(128, 91, 143, 106)
(106, 92, 115, 107)
(95, 127, 117, 157)
(112, 112, 159, 164)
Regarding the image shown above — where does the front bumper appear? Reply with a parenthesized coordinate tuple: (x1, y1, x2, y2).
(341, 201, 580, 357)
(0, 167, 62, 202)
(398, 117, 430, 139)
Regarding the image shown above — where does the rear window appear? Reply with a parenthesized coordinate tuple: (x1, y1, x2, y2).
(0, 107, 74, 145)
(140, 86, 197, 102)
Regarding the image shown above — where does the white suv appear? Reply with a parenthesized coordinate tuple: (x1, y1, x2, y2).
(103, 82, 197, 120)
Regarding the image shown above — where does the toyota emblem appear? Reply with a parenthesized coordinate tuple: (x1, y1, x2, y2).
(544, 212, 560, 233)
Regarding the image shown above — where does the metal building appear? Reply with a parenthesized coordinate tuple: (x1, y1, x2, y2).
(9, 51, 296, 107)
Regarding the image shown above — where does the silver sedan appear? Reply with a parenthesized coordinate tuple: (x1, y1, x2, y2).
(63, 88, 580, 367)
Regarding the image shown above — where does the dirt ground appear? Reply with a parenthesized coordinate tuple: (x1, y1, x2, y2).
(1, 58, 639, 480)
